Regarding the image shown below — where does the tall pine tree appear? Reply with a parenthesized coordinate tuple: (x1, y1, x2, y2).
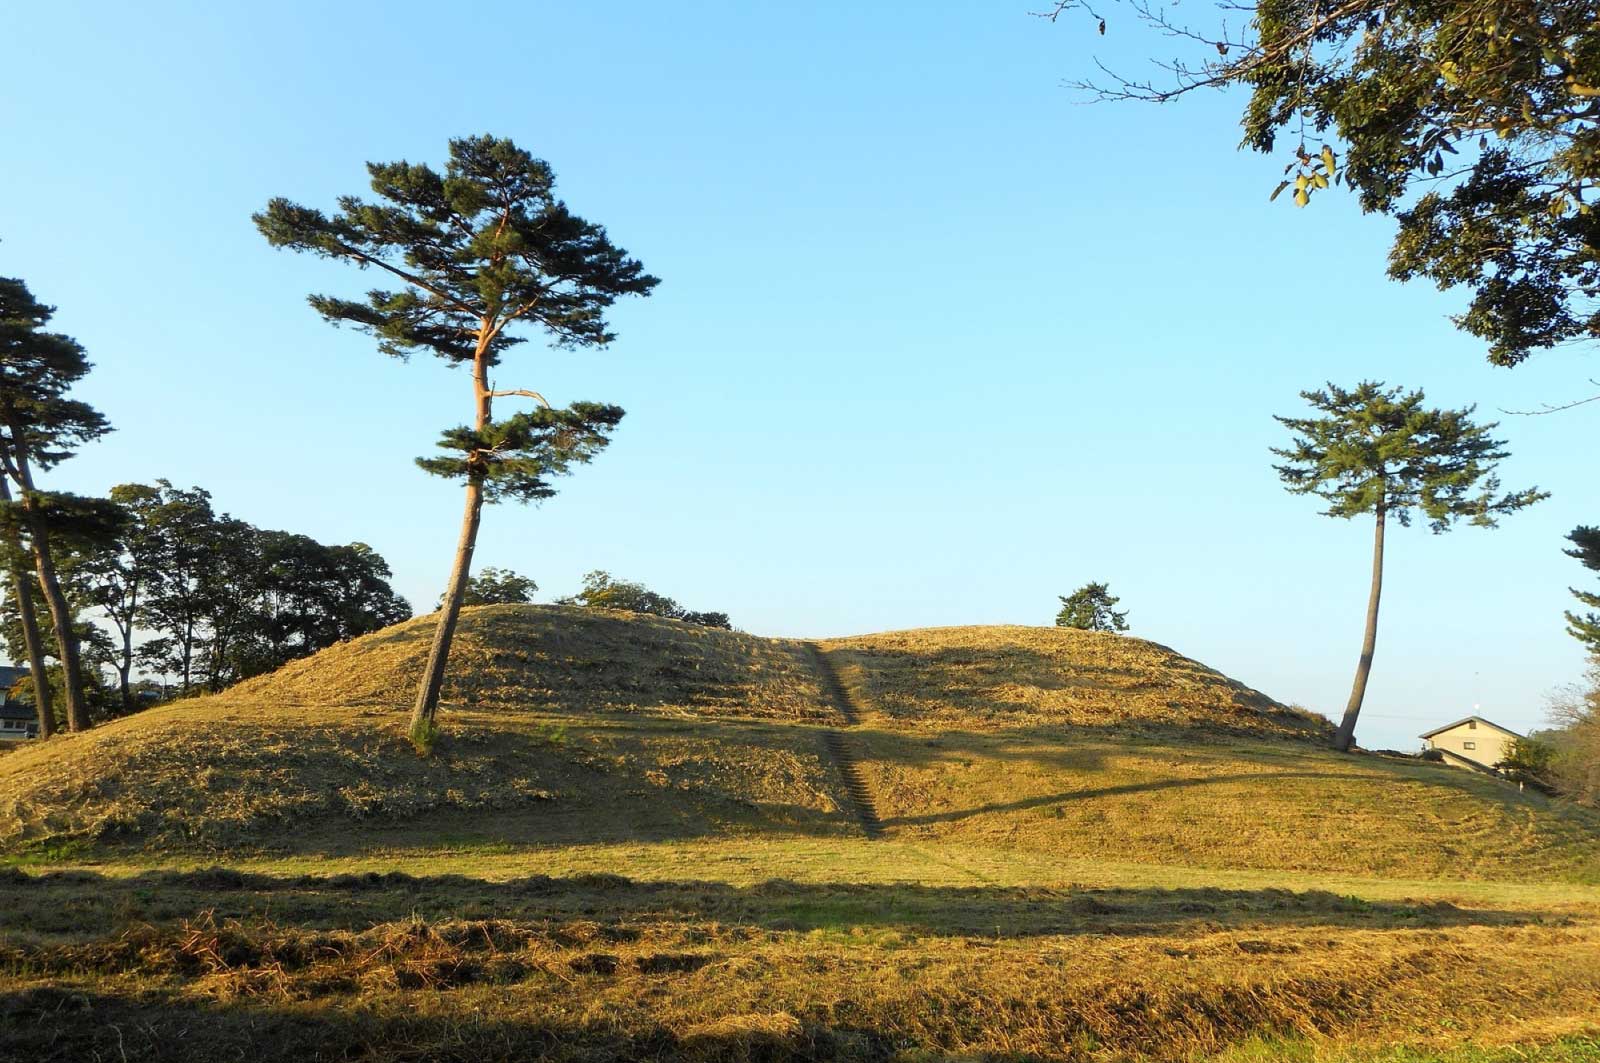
(0, 277, 114, 732)
(1273, 382, 1546, 752)
(256, 136, 657, 746)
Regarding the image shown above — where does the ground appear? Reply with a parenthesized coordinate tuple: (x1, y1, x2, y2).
(2, 607, 1598, 1061)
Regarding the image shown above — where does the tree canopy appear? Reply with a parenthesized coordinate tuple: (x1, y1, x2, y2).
(1, 479, 414, 702)
(1055, 582, 1129, 632)
(562, 571, 733, 629)
(446, 566, 539, 608)
(1271, 382, 1547, 530)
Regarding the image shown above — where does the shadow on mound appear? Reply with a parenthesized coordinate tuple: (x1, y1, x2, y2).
(832, 638, 1330, 739)
(2, 866, 1551, 939)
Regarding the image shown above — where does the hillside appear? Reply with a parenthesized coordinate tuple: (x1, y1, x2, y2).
(822, 625, 1329, 737)
(1, 606, 1596, 881)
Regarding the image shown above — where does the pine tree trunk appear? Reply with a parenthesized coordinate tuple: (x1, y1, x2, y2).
(0, 477, 55, 739)
(13, 570, 55, 739)
(24, 509, 89, 731)
(1334, 503, 1386, 753)
(407, 328, 494, 741)
(408, 476, 485, 735)
(2, 432, 89, 731)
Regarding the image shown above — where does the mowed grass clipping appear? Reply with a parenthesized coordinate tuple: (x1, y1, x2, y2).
(2, 860, 1599, 1062)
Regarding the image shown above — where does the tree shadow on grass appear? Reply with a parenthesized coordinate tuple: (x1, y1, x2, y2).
(0, 866, 1555, 940)
(831, 640, 1322, 737)
(846, 720, 1561, 828)
(875, 769, 1358, 828)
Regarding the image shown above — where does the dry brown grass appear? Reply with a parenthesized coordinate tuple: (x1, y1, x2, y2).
(852, 729, 1600, 880)
(0, 706, 855, 852)
(2, 865, 1598, 1062)
(231, 603, 829, 720)
(823, 625, 1329, 738)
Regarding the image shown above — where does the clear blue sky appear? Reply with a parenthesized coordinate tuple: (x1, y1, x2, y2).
(2, 1, 1593, 750)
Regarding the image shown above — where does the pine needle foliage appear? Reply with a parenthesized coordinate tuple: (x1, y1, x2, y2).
(1055, 582, 1129, 632)
(1566, 525, 1600, 654)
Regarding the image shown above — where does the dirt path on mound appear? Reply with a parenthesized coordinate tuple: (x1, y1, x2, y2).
(807, 643, 883, 839)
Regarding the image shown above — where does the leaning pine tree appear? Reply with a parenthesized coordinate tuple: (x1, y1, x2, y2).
(1272, 381, 1546, 753)
(256, 136, 657, 749)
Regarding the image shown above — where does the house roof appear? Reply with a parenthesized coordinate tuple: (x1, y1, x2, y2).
(0, 702, 38, 722)
(1419, 715, 1523, 741)
(0, 665, 29, 688)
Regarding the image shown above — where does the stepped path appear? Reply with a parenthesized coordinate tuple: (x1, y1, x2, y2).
(807, 643, 883, 839)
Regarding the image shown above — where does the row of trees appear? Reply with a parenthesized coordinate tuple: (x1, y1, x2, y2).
(0, 478, 414, 727)
(455, 566, 734, 629)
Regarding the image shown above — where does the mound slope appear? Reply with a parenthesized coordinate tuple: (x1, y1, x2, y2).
(823, 625, 1330, 738)
(231, 604, 831, 721)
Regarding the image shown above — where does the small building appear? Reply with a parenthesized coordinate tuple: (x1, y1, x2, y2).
(0, 703, 38, 741)
(0, 665, 38, 741)
(1419, 715, 1521, 771)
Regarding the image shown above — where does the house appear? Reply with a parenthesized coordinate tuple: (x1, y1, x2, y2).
(0, 665, 38, 741)
(0, 703, 38, 741)
(1419, 715, 1521, 771)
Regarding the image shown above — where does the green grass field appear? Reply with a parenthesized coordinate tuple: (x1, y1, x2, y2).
(2, 607, 1598, 1061)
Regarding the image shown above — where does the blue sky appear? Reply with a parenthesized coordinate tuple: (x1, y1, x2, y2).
(2, 1, 1594, 750)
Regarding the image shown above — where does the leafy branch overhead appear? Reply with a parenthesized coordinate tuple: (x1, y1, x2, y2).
(1043, 0, 1600, 366)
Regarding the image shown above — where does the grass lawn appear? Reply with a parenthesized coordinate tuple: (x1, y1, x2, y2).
(4, 838, 1599, 1062)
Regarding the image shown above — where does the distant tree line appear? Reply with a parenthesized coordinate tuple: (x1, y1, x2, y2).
(448, 566, 733, 630)
(558, 570, 731, 629)
(2, 479, 412, 723)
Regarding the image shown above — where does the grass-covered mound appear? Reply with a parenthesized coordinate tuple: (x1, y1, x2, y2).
(822, 625, 1329, 738)
(230, 603, 830, 720)
(0, 606, 857, 853)
(0, 703, 853, 853)
(3, 610, 1597, 881)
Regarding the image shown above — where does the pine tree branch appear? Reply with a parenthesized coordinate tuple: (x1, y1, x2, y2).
(487, 389, 552, 408)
